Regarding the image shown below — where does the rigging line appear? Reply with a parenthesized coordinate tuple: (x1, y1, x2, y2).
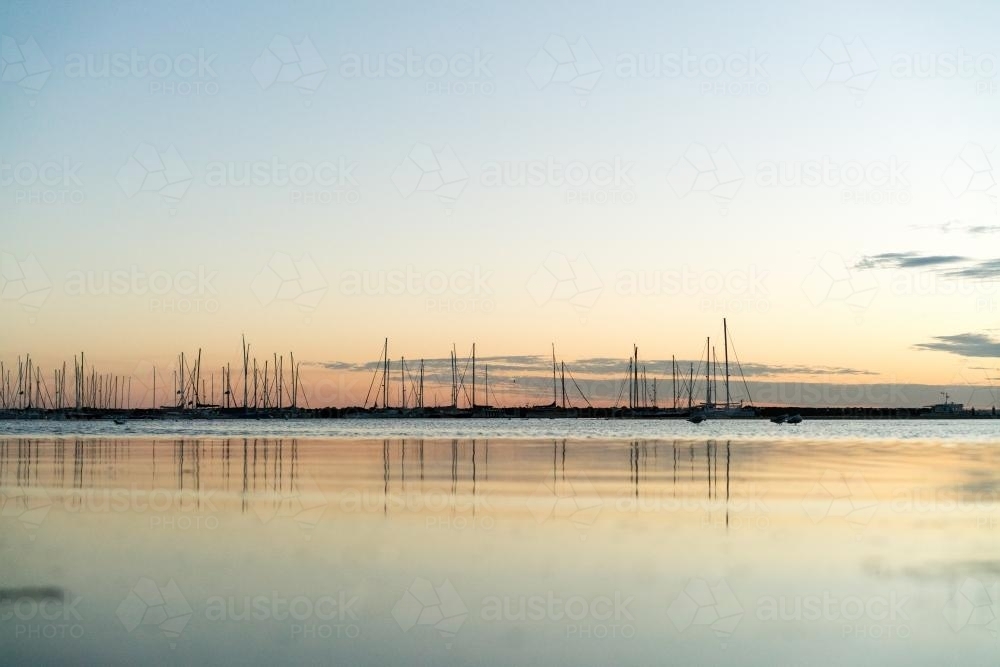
(615, 363, 630, 406)
(690, 338, 709, 403)
(362, 342, 386, 408)
(408, 373, 421, 405)
(456, 345, 473, 406)
(566, 367, 592, 408)
(299, 380, 311, 409)
(488, 378, 503, 408)
(727, 331, 755, 406)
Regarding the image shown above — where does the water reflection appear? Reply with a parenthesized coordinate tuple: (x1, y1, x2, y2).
(4, 436, 1000, 666)
(0, 437, 791, 536)
(3, 438, 729, 514)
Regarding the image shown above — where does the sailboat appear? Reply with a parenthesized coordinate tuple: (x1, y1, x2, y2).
(692, 318, 756, 420)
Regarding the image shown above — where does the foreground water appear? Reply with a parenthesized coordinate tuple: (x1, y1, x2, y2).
(2, 421, 999, 665)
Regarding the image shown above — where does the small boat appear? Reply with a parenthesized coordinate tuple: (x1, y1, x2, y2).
(770, 415, 787, 424)
(687, 413, 706, 424)
(113, 419, 127, 425)
(785, 414, 802, 424)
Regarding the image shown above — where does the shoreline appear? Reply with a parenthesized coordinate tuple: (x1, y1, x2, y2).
(1, 406, 998, 421)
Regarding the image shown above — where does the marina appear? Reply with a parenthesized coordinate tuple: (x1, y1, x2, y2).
(3, 321, 996, 422)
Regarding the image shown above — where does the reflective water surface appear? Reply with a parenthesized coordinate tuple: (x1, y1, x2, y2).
(2, 431, 999, 665)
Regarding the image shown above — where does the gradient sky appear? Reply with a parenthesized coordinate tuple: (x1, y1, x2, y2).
(2, 0, 999, 407)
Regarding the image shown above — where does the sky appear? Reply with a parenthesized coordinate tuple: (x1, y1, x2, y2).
(2, 0, 1000, 408)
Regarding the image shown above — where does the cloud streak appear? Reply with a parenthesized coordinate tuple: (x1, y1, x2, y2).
(914, 333, 1000, 358)
(309, 356, 874, 380)
(943, 259, 1000, 280)
(855, 252, 968, 269)
(856, 251, 1000, 281)
(911, 220, 1000, 235)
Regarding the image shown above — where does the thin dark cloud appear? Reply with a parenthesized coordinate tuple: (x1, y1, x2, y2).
(943, 259, 1000, 280)
(856, 252, 968, 270)
(309, 356, 874, 380)
(856, 252, 1000, 280)
(914, 333, 1000, 358)
(909, 220, 1000, 235)
(738, 363, 877, 377)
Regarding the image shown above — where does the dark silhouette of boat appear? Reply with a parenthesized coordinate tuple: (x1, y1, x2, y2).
(772, 414, 802, 424)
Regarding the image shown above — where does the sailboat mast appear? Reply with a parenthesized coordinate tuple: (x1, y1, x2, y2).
(672, 355, 677, 410)
(561, 361, 566, 409)
(551, 343, 557, 406)
(242, 335, 248, 409)
(688, 363, 694, 410)
(290, 351, 296, 408)
(633, 345, 639, 409)
(724, 317, 731, 408)
(706, 337, 711, 407)
(627, 358, 633, 409)
(642, 365, 647, 408)
(713, 347, 718, 409)
(451, 346, 457, 409)
(472, 343, 476, 409)
(196, 348, 202, 407)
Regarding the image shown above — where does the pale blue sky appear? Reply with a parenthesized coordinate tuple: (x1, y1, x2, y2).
(3, 0, 1000, 403)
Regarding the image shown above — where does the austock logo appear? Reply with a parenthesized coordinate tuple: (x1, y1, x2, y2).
(116, 578, 193, 649)
(64, 47, 218, 97)
(340, 48, 494, 96)
(802, 35, 878, 105)
(116, 144, 193, 209)
(525, 471, 603, 534)
(251, 252, 328, 315)
(0, 485, 53, 540)
(392, 578, 468, 648)
(0, 252, 52, 317)
(615, 48, 769, 97)
(1, 591, 85, 641)
(755, 157, 911, 206)
(943, 578, 999, 636)
(526, 252, 603, 319)
(801, 470, 878, 529)
(755, 590, 911, 639)
(0, 156, 85, 205)
(667, 143, 743, 213)
(527, 35, 602, 97)
(252, 35, 327, 94)
(667, 578, 744, 641)
(204, 592, 361, 640)
(801, 252, 878, 320)
(251, 467, 328, 539)
(942, 143, 998, 205)
(391, 143, 468, 205)
(0, 35, 52, 99)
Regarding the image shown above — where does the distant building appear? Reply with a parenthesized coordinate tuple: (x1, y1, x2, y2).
(927, 402, 964, 415)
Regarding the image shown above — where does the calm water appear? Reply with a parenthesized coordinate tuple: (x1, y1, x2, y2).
(2, 421, 999, 665)
(3, 416, 1000, 442)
